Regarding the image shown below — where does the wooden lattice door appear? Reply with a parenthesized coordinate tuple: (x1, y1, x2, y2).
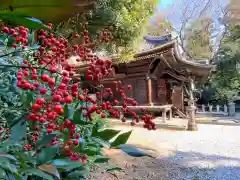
(171, 86, 184, 111)
(157, 79, 167, 104)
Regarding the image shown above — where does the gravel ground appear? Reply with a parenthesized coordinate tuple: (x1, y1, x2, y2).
(104, 124, 240, 180)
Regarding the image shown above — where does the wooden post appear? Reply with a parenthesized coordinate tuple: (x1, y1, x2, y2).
(146, 76, 153, 106)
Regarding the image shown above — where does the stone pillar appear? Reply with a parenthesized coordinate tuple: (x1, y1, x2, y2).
(228, 102, 236, 116)
(216, 105, 220, 112)
(209, 105, 213, 112)
(187, 105, 198, 131)
(224, 105, 228, 113)
(187, 77, 198, 131)
(146, 76, 153, 106)
(201, 104, 205, 112)
(162, 109, 167, 123)
(168, 108, 172, 120)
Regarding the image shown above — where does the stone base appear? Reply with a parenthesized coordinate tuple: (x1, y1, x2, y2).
(187, 123, 198, 131)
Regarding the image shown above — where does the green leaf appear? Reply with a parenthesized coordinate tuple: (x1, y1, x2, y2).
(92, 129, 121, 141)
(67, 169, 88, 179)
(92, 137, 110, 148)
(84, 147, 100, 156)
(110, 131, 132, 148)
(94, 156, 110, 163)
(38, 164, 60, 180)
(0, 12, 48, 30)
(51, 159, 83, 171)
(0, 153, 17, 161)
(63, 104, 69, 119)
(36, 133, 58, 148)
(106, 167, 123, 173)
(10, 118, 27, 141)
(36, 145, 59, 165)
(0, 0, 94, 23)
(119, 144, 151, 157)
(24, 169, 54, 180)
(22, 91, 34, 108)
(72, 109, 92, 125)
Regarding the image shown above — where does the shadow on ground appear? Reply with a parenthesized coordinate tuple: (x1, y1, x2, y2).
(158, 151, 240, 180)
(88, 148, 240, 180)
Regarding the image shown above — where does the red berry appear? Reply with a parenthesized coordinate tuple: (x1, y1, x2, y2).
(2, 26, 9, 33)
(74, 140, 79, 145)
(54, 104, 63, 114)
(74, 33, 79, 38)
(65, 95, 73, 104)
(36, 98, 45, 105)
(32, 103, 41, 112)
(41, 74, 49, 82)
(100, 113, 106, 118)
(40, 87, 47, 95)
(127, 85, 132, 91)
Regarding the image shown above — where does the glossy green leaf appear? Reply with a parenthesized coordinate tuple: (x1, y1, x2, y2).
(0, 153, 17, 161)
(106, 167, 123, 173)
(0, 12, 48, 30)
(119, 144, 151, 157)
(36, 133, 58, 148)
(36, 145, 59, 165)
(23, 91, 34, 108)
(92, 129, 120, 141)
(51, 159, 83, 171)
(110, 130, 132, 148)
(10, 118, 26, 141)
(72, 109, 92, 125)
(24, 169, 54, 180)
(0, 0, 94, 23)
(67, 169, 88, 179)
(94, 155, 110, 163)
(38, 164, 60, 180)
(92, 137, 110, 148)
(63, 104, 69, 119)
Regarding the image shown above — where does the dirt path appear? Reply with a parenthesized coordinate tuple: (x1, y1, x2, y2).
(88, 124, 240, 180)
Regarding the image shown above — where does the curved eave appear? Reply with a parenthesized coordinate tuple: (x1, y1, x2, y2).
(134, 40, 176, 58)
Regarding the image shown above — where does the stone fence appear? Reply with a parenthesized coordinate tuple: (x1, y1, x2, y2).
(196, 103, 236, 116)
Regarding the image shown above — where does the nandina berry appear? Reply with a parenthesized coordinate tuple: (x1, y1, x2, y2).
(41, 74, 49, 82)
(32, 103, 41, 112)
(39, 117, 46, 123)
(53, 94, 61, 102)
(40, 87, 47, 95)
(47, 128, 53, 134)
(2, 26, 9, 33)
(36, 98, 45, 105)
(65, 95, 73, 104)
(54, 104, 63, 114)
(100, 113, 106, 118)
(127, 85, 132, 91)
(78, 95, 85, 101)
(74, 33, 79, 38)
(74, 140, 79, 145)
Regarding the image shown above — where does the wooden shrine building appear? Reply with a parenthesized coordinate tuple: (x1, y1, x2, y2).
(102, 35, 214, 115)
(75, 34, 214, 130)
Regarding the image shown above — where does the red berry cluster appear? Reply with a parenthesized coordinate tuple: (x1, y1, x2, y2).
(1, 26, 29, 49)
(100, 29, 112, 43)
(1, 24, 155, 162)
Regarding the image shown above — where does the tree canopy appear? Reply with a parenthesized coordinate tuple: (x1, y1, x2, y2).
(56, 0, 157, 59)
(211, 24, 240, 102)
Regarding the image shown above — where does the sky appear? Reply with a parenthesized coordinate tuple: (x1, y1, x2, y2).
(156, 0, 228, 30)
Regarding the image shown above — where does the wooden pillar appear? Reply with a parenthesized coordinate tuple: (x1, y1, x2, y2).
(146, 75, 153, 106)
